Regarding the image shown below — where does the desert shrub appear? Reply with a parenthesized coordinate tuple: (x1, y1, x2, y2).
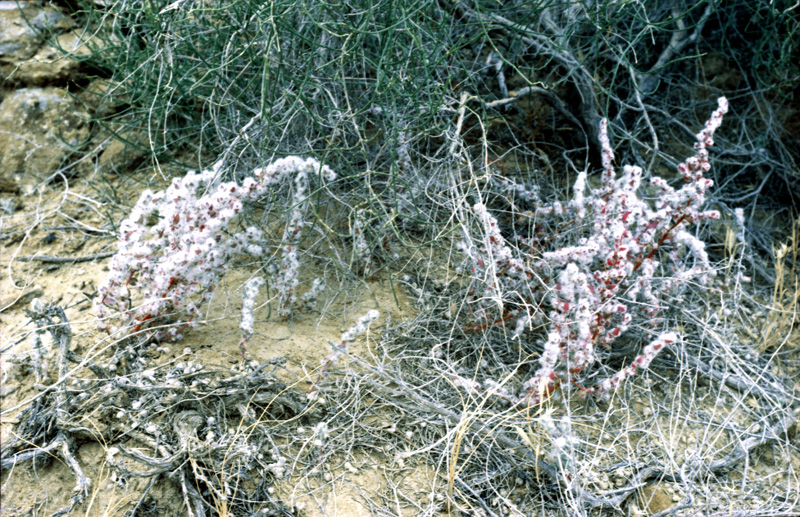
(39, 0, 800, 514)
(455, 98, 728, 404)
(94, 157, 335, 341)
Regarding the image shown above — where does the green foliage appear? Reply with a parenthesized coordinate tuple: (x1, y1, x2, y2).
(71, 0, 798, 252)
(76, 0, 472, 167)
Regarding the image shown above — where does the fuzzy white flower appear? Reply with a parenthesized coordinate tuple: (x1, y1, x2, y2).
(95, 156, 336, 340)
(240, 277, 264, 336)
(457, 99, 728, 404)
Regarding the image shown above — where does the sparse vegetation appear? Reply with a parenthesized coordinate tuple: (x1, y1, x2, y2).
(2, 0, 799, 515)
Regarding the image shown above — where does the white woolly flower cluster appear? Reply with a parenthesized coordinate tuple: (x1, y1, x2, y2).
(322, 310, 380, 368)
(301, 278, 326, 311)
(275, 168, 318, 317)
(308, 310, 380, 400)
(240, 276, 264, 336)
(457, 98, 728, 405)
(95, 156, 335, 341)
(340, 310, 380, 345)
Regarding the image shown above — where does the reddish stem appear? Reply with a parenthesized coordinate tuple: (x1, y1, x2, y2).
(632, 213, 687, 273)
